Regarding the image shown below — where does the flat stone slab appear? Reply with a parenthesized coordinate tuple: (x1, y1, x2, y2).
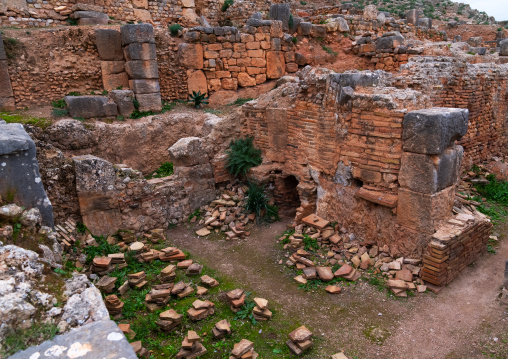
(9, 319, 137, 359)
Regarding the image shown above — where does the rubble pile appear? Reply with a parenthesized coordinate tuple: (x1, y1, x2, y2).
(171, 281, 195, 298)
(104, 294, 124, 317)
(130, 340, 150, 358)
(194, 184, 257, 240)
(96, 275, 117, 293)
(200, 274, 220, 288)
(128, 271, 148, 289)
(286, 326, 314, 356)
(252, 297, 272, 321)
(145, 283, 173, 309)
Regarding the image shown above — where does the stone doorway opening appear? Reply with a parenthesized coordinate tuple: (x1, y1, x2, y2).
(274, 175, 300, 217)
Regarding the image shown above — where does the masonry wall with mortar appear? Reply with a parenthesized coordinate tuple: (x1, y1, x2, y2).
(398, 58, 508, 167)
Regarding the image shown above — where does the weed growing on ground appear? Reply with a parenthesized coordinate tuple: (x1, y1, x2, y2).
(230, 98, 254, 106)
(0, 112, 52, 129)
(302, 234, 319, 252)
(83, 236, 121, 263)
(322, 46, 338, 56)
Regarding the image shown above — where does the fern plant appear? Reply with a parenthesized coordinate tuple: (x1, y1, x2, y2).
(188, 91, 209, 108)
(225, 137, 262, 178)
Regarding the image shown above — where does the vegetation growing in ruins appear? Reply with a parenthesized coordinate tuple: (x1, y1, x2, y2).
(322, 46, 338, 56)
(188, 91, 209, 109)
(222, 0, 234, 12)
(230, 97, 253, 106)
(169, 23, 182, 36)
(145, 162, 174, 179)
(475, 174, 508, 207)
(244, 182, 280, 223)
(0, 323, 59, 357)
(0, 112, 52, 129)
(225, 137, 262, 178)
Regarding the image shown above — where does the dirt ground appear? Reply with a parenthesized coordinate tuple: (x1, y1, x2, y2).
(167, 218, 508, 359)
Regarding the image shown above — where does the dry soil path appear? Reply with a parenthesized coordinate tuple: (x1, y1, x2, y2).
(168, 218, 508, 359)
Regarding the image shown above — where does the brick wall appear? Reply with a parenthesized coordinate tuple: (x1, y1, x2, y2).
(421, 214, 492, 286)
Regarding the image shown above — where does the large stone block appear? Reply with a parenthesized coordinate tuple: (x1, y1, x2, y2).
(65, 96, 118, 119)
(136, 92, 162, 112)
(310, 25, 326, 38)
(406, 9, 419, 26)
(102, 72, 129, 92)
(177, 43, 204, 70)
(109, 89, 135, 117)
(397, 186, 455, 233)
(133, 9, 152, 22)
(168, 137, 207, 167)
(132, 0, 148, 9)
(237, 72, 256, 87)
(9, 320, 137, 359)
(187, 70, 207, 94)
(375, 32, 404, 50)
(266, 51, 285, 79)
(124, 43, 156, 61)
(120, 24, 155, 45)
(0, 123, 54, 227)
(402, 108, 469, 155)
(79, 17, 108, 26)
(399, 145, 463, 194)
(100, 61, 125, 75)
(298, 22, 312, 36)
(0, 97, 15, 111)
(500, 39, 508, 56)
(0, 60, 14, 98)
(72, 10, 108, 19)
(269, 3, 290, 31)
(266, 108, 287, 162)
(130, 79, 160, 94)
(363, 5, 378, 20)
(94, 29, 123, 61)
(125, 60, 159, 79)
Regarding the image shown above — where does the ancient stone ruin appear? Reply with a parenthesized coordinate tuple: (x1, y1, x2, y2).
(0, 1, 507, 358)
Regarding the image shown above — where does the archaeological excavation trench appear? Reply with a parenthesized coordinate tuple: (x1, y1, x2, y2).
(1, 2, 508, 359)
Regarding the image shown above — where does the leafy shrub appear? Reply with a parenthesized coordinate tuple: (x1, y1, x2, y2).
(52, 108, 69, 118)
(230, 97, 253, 106)
(225, 137, 262, 177)
(222, 0, 233, 12)
(145, 162, 174, 179)
(188, 91, 209, 108)
(292, 36, 298, 44)
(474, 174, 508, 206)
(51, 98, 66, 109)
(244, 183, 279, 223)
(169, 23, 182, 36)
(288, 14, 294, 29)
(66, 18, 78, 26)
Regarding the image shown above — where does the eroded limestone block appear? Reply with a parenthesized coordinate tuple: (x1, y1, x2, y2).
(0, 123, 54, 227)
(102, 72, 129, 92)
(121, 23, 155, 45)
(135, 92, 162, 112)
(375, 31, 404, 50)
(125, 60, 159, 79)
(399, 145, 463, 194)
(95, 29, 123, 61)
(266, 51, 285, 79)
(269, 3, 290, 31)
(187, 70, 208, 94)
(402, 108, 469, 155)
(168, 137, 206, 167)
(178, 43, 204, 69)
(406, 9, 419, 26)
(109, 90, 135, 117)
(124, 43, 156, 61)
(65, 96, 118, 119)
(130, 79, 160, 94)
(397, 186, 455, 233)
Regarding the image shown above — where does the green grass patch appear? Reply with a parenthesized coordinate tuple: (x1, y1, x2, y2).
(0, 322, 59, 357)
(322, 46, 338, 56)
(0, 112, 52, 129)
(230, 98, 254, 106)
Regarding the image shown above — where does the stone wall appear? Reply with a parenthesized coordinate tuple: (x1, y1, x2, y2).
(398, 57, 508, 167)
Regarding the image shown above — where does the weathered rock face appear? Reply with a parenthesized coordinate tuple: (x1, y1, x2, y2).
(269, 3, 290, 31)
(9, 319, 137, 359)
(0, 122, 54, 227)
(73, 155, 122, 237)
(500, 39, 508, 56)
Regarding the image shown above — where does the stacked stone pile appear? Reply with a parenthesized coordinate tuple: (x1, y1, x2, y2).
(92, 257, 113, 274)
(130, 340, 150, 358)
(96, 275, 117, 293)
(157, 309, 183, 332)
(187, 299, 215, 321)
(128, 271, 148, 288)
(230, 339, 257, 359)
(225, 289, 246, 312)
(146, 283, 173, 308)
(200, 274, 220, 287)
(171, 281, 195, 298)
(286, 326, 314, 356)
(105, 294, 124, 317)
(212, 319, 232, 339)
(252, 297, 272, 321)
(176, 331, 207, 358)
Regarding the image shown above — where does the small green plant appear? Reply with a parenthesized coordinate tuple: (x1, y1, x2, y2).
(222, 0, 234, 12)
(74, 117, 85, 122)
(288, 14, 294, 29)
(475, 174, 508, 206)
(161, 101, 176, 113)
(302, 234, 319, 251)
(244, 182, 269, 220)
(225, 137, 262, 178)
(298, 279, 321, 292)
(322, 46, 338, 56)
(169, 23, 182, 36)
(231, 97, 253, 106)
(101, 90, 108, 96)
(188, 208, 202, 222)
(116, 115, 125, 121)
(51, 98, 66, 109)
(116, 85, 124, 90)
(292, 36, 298, 44)
(84, 236, 121, 263)
(145, 162, 174, 179)
(188, 91, 209, 108)
(234, 292, 257, 325)
(300, 0, 307, 4)
(66, 91, 81, 96)
(487, 244, 497, 254)
(52, 108, 69, 118)
(66, 18, 78, 26)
